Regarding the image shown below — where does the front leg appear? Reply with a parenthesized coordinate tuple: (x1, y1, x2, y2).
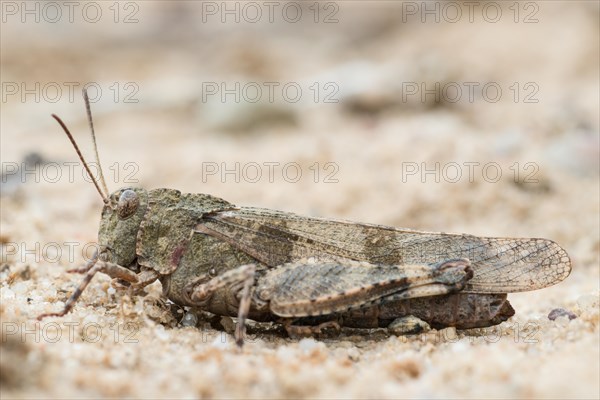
(188, 264, 256, 347)
(38, 257, 158, 319)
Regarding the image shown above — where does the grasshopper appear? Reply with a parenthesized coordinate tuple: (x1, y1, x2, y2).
(38, 90, 572, 346)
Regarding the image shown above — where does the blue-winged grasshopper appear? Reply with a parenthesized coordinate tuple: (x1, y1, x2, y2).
(38, 90, 572, 346)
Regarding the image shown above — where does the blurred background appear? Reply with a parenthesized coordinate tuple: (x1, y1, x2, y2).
(1, 1, 599, 398)
(2, 0, 598, 270)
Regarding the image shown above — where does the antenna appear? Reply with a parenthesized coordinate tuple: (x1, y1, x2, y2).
(82, 88, 110, 197)
(51, 114, 109, 204)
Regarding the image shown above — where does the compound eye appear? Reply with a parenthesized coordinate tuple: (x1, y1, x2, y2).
(117, 189, 139, 219)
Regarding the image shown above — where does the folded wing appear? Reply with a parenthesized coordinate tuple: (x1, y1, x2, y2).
(196, 207, 571, 293)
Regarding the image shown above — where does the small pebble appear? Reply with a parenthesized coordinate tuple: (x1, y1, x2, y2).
(388, 316, 430, 335)
(181, 312, 198, 327)
(220, 316, 235, 333)
(548, 308, 577, 321)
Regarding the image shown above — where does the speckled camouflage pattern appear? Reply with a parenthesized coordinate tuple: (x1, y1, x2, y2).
(41, 185, 571, 345)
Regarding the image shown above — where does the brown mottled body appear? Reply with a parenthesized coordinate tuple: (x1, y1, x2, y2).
(41, 187, 571, 345)
(291, 293, 515, 330)
(152, 188, 566, 334)
(39, 95, 572, 346)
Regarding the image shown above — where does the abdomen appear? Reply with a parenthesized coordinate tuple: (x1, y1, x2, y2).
(295, 293, 515, 330)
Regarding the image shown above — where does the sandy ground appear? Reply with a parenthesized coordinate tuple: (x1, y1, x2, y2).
(1, 2, 599, 399)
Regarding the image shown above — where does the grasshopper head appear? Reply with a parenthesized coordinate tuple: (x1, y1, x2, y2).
(98, 187, 149, 268)
(51, 91, 149, 271)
